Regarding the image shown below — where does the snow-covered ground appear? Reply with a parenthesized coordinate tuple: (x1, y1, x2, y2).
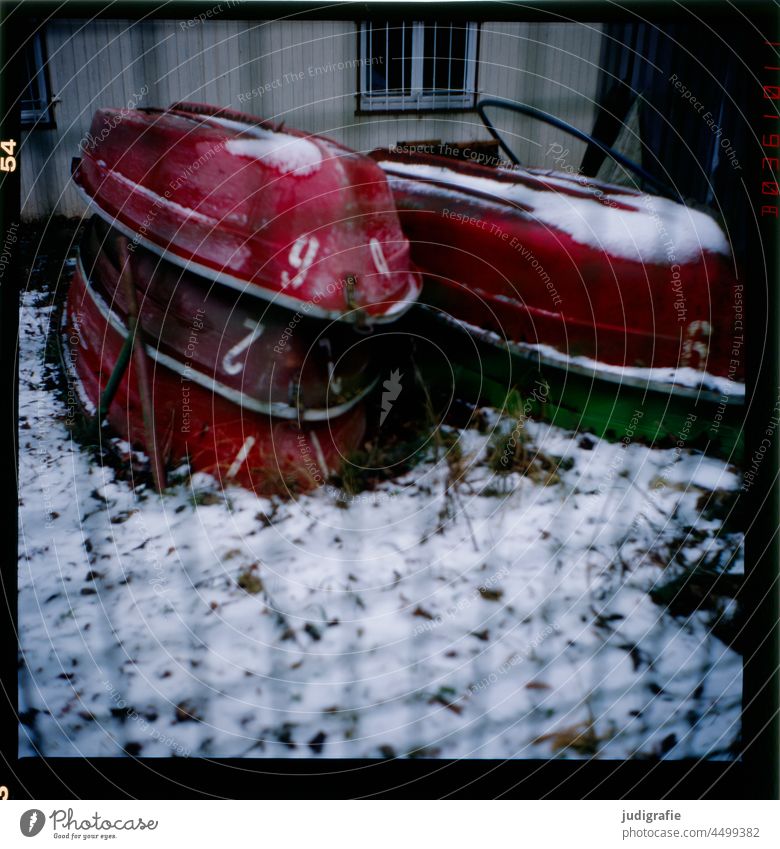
(18, 285, 743, 761)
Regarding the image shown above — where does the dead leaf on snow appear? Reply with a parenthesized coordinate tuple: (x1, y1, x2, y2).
(534, 721, 601, 755)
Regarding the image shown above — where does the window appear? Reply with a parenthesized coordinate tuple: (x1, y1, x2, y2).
(21, 30, 55, 129)
(359, 21, 478, 112)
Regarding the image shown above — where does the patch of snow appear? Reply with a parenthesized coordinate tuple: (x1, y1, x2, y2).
(439, 313, 744, 400)
(511, 340, 743, 399)
(204, 111, 328, 176)
(527, 168, 643, 197)
(201, 115, 265, 136)
(226, 134, 323, 177)
(18, 286, 743, 761)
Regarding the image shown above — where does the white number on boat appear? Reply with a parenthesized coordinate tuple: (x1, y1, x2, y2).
(681, 320, 712, 368)
(282, 234, 320, 289)
(222, 318, 266, 375)
(226, 436, 257, 478)
(369, 238, 391, 276)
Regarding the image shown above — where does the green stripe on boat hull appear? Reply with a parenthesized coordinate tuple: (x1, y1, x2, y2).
(402, 307, 744, 461)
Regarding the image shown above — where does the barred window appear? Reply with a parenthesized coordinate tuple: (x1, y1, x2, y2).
(359, 21, 478, 112)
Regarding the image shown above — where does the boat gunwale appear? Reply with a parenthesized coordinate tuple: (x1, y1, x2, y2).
(74, 187, 420, 325)
(422, 306, 746, 406)
(372, 148, 646, 208)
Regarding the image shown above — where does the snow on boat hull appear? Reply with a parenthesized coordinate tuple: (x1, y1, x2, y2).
(372, 150, 743, 386)
(66, 227, 368, 493)
(73, 103, 421, 323)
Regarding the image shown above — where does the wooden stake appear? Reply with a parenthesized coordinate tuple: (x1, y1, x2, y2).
(91, 328, 134, 442)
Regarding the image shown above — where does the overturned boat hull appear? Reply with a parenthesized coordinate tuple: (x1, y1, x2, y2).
(73, 103, 422, 324)
(372, 149, 744, 384)
(374, 149, 745, 456)
(79, 216, 377, 419)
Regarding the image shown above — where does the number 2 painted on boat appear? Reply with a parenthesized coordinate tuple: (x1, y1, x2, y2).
(282, 235, 319, 289)
(222, 318, 265, 375)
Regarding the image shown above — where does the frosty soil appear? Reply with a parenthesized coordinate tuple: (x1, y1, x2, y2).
(18, 288, 743, 760)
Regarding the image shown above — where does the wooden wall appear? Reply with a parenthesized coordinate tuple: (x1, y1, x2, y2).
(20, 18, 603, 219)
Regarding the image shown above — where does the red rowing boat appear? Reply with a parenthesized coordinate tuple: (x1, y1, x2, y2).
(73, 103, 422, 324)
(65, 217, 370, 493)
(372, 147, 743, 391)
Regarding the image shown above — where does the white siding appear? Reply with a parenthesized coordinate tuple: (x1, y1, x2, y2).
(21, 19, 603, 219)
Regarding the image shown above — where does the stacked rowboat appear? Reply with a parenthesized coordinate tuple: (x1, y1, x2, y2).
(67, 103, 422, 493)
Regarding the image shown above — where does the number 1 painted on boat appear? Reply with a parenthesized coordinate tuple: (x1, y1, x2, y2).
(370, 238, 391, 275)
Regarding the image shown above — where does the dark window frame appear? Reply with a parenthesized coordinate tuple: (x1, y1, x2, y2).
(357, 21, 479, 114)
(21, 28, 56, 130)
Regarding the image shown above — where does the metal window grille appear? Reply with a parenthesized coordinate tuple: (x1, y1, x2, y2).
(359, 21, 478, 111)
(21, 31, 54, 128)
